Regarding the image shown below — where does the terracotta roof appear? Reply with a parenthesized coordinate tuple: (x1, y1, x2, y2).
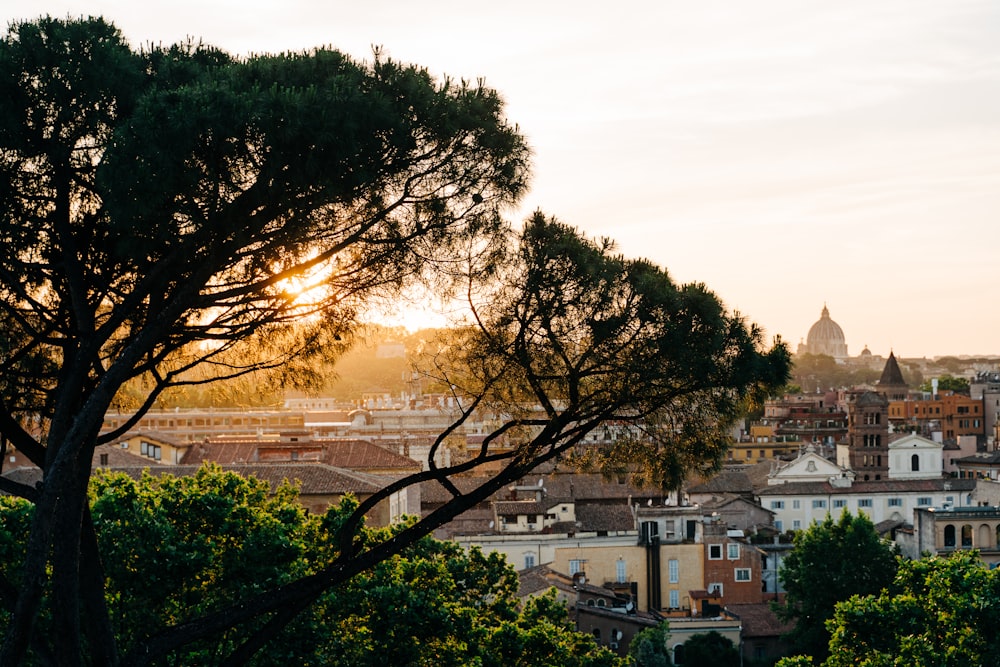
(494, 500, 542, 515)
(517, 565, 576, 596)
(725, 603, 794, 638)
(323, 439, 420, 471)
(575, 503, 635, 532)
(180, 438, 421, 472)
(419, 476, 493, 505)
(513, 472, 662, 502)
(93, 443, 165, 468)
(688, 470, 753, 495)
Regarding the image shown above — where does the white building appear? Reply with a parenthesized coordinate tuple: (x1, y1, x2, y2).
(887, 433, 943, 480)
(756, 478, 977, 531)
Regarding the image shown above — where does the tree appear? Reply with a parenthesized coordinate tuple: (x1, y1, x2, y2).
(0, 467, 622, 666)
(0, 14, 526, 664)
(0, 16, 790, 665)
(919, 374, 970, 395)
(775, 512, 898, 660)
(681, 631, 740, 667)
(823, 551, 1000, 667)
(627, 622, 672, 667)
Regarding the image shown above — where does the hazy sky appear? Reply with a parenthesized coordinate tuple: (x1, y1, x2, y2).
(8, 1, 1000, 358)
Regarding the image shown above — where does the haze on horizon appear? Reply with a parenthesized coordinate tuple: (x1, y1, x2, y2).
(8, 1, 1000, 359)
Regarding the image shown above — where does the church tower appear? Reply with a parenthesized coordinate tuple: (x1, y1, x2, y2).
(846, 390, 890, 481)
(875, 351, 908, 401)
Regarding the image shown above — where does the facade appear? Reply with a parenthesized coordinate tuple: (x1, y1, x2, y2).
(887, 433, 944, 480)
(101, 408, 306, 441)
(900, 506, 1000, 566)
(889, 392, 985, 444)
(843, 391, 890, 481)
(756, 478, 977, 530)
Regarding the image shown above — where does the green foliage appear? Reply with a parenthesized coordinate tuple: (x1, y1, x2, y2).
(0, 467, 620, 666)
(775, 511, 898, 660)
(457, 213, 792, 493)
(0, 13, 529, 663)
(681, 631, 740, 667)
(918, 374, 970, 395)
(824, 551, 1000, 667)
(775, 657, 816, 667)
(791, 355, 882, 392)
(0, 15, 789, 663)
(627, 621, 672, 667)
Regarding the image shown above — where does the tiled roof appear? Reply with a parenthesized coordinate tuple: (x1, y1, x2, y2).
(323, 440, 420, 471)
(494, 500, 542, 515)
(956, 452, 1000, 465)
(180, 438, 421, 472)
(725, 603, 794, 638)
(517, 565, 576, 596)
(419, 476, 493, 504)
(94, 443, 164, 468)
(688, 470, 753, 495)
(575, 503, 635, 532)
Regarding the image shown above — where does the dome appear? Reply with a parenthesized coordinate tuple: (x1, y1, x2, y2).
(804, 305, 848, 358)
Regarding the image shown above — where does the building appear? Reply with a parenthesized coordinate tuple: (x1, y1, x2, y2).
(797, 305, 848, 359)
(899, 506, 1000, 566)
(842, 390, 890, 481)
(886, 433, 944, 480)
(889, 392, 986, 445)
(756, 478, 976, 531)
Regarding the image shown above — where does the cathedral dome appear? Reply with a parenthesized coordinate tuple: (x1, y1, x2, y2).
(804, 305, 848, 358)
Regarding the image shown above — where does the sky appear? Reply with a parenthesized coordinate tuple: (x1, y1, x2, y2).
(8, 1, 1000, 358)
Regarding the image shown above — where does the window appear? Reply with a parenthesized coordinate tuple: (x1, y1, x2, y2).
(858, 499, 873, 508)
(735, 568, 752, 582)
(917, 497, 932, 506)
(727, 543, 740, 560)
(524, 553, 535, 569)
(793, 520, 801, 529)
(616, 559, 626, 584)
(709, 545, 723, 560)
(569, 559, 584, 575)
(708, 582, 724, 596)
(669, 589, 680, 608)
(911, 454, 920, 472)
(668, 559, 679, 583)
(833, 499, 847, 509)
(888, 498, 902, 507)
(770, 500, 785, 510)
(792, 500, 801, 509)
(775, 520, 783, 532)
(812, 499, 826, 509)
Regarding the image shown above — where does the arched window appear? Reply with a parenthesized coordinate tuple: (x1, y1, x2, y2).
(962, 524, 973, 548)
(592, 628, 601, 644)
(673, 643, 685, 665)
(911, 454, 920, 472)
(944, 524, 956, 547)
(979, 524, 991, 548)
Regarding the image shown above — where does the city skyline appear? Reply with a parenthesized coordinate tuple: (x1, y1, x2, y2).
(8, 1, 1000, 358)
